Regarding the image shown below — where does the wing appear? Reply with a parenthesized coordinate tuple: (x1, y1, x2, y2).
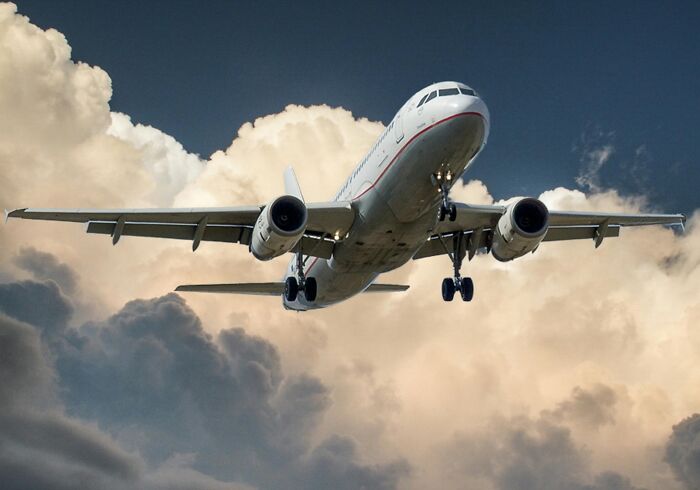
(414, 203, 685, 260)
(5, 201, 355, 260)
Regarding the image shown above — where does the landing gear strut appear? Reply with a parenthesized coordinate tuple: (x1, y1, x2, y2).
(284, 246, 317, 302)
(434, 169, 457, 222)
(439, 232, 474, 302)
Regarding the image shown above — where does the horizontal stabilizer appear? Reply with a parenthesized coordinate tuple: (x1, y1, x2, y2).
(176, 283, 284, 295)
(364, 284, 410, 292)
(175, 282, 410, 296)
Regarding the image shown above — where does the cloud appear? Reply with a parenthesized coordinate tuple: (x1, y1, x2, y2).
(0, 272, 408, 489)
(0, 313, 144, 490)
(441, 411, 647, 490)
(2, 3, 700, 490)
(107, 113, 205, 207)
(14, 246, 79, 294)
(574, 127, 616, 192)
(665, 414, 700, 489)
(544, 384, 619, 430)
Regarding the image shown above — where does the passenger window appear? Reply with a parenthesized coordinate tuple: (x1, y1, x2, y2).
(439, 88, 460, 96)
(459, 87, 475, 96)
(417, 93, 429, 107)
(425, 91, 437, 104)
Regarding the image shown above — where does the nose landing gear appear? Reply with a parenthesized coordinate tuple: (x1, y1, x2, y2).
(438, 232, 474, 302)
(433, 169, 457, 222)
(284, 247, 318, 302)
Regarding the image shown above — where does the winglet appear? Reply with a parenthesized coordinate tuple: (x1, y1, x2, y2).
(284, 166, 305, 202)
(4, 208, 25, 223)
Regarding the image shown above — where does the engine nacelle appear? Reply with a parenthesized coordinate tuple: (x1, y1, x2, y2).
(250, 195, 307, 261)
(491, 197, 549, 262)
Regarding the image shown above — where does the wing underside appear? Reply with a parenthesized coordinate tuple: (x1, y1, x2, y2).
(415, 204, 685, 260)
(6, 202, 355, 260)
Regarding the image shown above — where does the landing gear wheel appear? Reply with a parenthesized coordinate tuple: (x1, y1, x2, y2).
(448, 203, 457, 221)
(458, 277, 474, 302)
(442, 278, 455, 301)
(304, 277, 317, 302)
(438, 205, 446, 222)
(284, 276, 299, 302)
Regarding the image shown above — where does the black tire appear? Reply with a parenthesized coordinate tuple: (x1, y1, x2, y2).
(304, 277, 317, 302)
(449, 203, 457, 221)
(441, 278, 455, 301)
(284, 276, 298, 302)
(459, 277, 474, 302)
(438, 205, 446, 222)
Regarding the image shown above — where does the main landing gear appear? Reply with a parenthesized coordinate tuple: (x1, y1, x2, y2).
(439, 232, 474, 302)
(434, 169, 457, 222)
(284, 247, 317, 302)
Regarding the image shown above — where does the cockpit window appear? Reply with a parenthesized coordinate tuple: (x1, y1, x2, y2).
(439, 88, 460, 96)
(459, 87, 476, 96)
(424, 91, 437, 104)
(416, 93, 429, 107)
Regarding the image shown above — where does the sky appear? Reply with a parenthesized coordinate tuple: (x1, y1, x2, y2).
(14, 0, 700, 216)
(2, 2, 700, 490)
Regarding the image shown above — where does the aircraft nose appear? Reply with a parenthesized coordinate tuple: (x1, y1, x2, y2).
(452, 95, 490, 141)
(461, 95, 489, 124)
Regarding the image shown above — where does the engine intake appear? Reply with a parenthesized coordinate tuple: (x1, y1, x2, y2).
(251, 195, 307, 261)
(491, 197, 549, 262)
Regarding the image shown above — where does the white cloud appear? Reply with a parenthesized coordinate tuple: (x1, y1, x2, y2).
(1, 4, 699, 489)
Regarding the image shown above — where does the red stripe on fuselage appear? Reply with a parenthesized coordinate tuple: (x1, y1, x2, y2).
(352, 111, 484, 200)
(303, 110, 485, 277)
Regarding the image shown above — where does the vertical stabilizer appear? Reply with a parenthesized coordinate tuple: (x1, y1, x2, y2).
(284, 166, 305, 202)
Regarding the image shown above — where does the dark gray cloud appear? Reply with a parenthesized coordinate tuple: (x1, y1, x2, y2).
(303, 435, 410, 490)
(0, 268, 408, 490)
(0, 279, 72, 335)
(0, 313, 143, 490)
(582, 471, 648, 490)
(665, 413, 700, 490)
(14, 247, 78, 294)
(544, 384, 618, 429)
(444, 414, 646, 490)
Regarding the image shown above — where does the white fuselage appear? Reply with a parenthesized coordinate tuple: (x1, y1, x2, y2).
(284, 81, 490, 310)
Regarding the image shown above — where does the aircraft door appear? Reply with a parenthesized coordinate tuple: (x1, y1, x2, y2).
(394, 114, 404, 143)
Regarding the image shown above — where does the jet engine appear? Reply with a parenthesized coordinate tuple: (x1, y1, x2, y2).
(250, 195, 307, 261)
(491, 197, 549, 262)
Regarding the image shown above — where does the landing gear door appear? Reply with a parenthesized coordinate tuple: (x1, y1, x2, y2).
(394, 114, 404, 143)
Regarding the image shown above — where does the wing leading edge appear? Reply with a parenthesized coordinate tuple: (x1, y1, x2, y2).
(6, 202, 356, 259)
(415, 204, 685, 260)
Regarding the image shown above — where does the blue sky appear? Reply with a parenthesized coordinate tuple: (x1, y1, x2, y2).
(16, 0, 699, 215)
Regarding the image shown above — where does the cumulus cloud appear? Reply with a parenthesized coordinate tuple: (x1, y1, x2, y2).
(574, 127, 616, 192)
(441, 413, 647, 490)
(0, 270, 407, 489)
(666, 414, 700, 489)
(14, 246, 79, 294)
(2, 3, 700, 490)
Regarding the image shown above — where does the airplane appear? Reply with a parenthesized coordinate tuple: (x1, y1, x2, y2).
(6, 81, 685, 311)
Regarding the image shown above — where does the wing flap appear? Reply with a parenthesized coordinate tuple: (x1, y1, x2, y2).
(85, 221, 334, 258)
(413, 224, 623, 260)
(86, 221, 252, 244)
(543, 225, 620, 242)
